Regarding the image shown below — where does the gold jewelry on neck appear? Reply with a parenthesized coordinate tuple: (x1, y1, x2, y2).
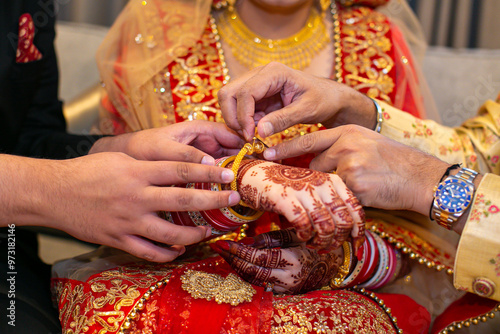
(217, 6, 330, 70)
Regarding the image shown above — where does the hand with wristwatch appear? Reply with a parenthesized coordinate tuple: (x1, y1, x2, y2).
(431, 165, 481, 233)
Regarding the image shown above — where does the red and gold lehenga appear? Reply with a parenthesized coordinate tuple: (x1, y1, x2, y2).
(51, 1, 500, 333)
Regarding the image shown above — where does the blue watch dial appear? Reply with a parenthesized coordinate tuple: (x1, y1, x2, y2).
(435, 178, 473, 213)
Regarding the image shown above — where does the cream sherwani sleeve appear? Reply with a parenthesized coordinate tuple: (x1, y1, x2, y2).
(377, 99, 500, 301)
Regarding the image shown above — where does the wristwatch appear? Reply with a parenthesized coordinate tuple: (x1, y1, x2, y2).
(431, 167, 478, 230)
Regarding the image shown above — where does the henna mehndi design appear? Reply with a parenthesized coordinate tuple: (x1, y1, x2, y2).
(237, 159, 265, 184)
(252, 229, 298, 249)
(239, 184, 259, 208)
(261, 165, 329, 191)
(291, 212, 313, 241)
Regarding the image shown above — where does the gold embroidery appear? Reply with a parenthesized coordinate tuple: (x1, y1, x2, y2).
(180, 269, 256, 306)
(169, 21, 225, 123)
(55, 263, 179, 334)
(271, 292, 396, 333)
(340, 7, 395, 104)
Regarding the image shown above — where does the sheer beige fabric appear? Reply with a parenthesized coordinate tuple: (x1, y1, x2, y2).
(96, 0, 212, 131)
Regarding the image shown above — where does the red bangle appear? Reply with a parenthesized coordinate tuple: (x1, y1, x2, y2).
(355, 231, 380, 285)
(372, 240, 396, 289)
(359, 232, 390, 289)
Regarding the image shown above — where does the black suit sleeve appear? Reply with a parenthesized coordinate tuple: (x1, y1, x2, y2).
(12, 0, 102, 159)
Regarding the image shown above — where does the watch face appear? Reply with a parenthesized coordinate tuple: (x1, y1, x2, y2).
(435, 178, 474, 213)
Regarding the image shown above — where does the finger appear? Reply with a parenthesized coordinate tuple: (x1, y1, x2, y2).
(323, 197, 354, 249)
(222, 63, 306, 141)
(211, 241, 274, 285)
(264, 129, 342, 167)
(143, 140, 212, 164)
(251, 228, 302, 249)
(329, 174, 366, 250)
(219, 148, 244, 158)
(307, 206, 337, 249)
(281, 193, 335, 247)
(179, 121, 246, 154)
(256, 102, 316, 139)
(139, 214, 210, 246)
(287, 207, 314, 242)
(218, 67, 265, 139)
(204, 122, 246, 149)
(213, 240, 287, 268)
(145, 186, 240, 212)
(143, 161, 235, 185)
(120, 234, 186, 262)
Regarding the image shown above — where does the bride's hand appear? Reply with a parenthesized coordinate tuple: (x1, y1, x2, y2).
(237, 160, 365, 250)
(211, 229, 344, 294)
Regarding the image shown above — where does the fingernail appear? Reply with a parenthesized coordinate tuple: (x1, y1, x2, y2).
(222, 169, 235, 183)
(239, 237, 255, 246)
(178, 246, 186, 256)
(243, 129, 251, 141)
(201, 155, 215, 166)
(204, 227, 212, 239)
(263, 148, 276, 160)
(215, 240, 230, 251)
(356, 245, 364, 261)
(261, 122, 273, 137)
(228, 191, 241, 206)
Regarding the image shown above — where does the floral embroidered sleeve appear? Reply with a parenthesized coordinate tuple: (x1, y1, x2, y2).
(378, 99, 500, 301)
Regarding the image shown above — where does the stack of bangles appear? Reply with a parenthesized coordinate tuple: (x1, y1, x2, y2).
(162, 140, 266, 238)
(330, 230, 408, 290)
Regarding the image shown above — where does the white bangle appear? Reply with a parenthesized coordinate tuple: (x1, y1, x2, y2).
(370, 98, 383, 133)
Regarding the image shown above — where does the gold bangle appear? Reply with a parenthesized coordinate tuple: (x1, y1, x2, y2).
(230, 137, 267, 192)
(329, 242, 352, 289)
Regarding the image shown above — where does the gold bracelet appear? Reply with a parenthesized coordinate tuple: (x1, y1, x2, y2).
(329, 242, 352, 289)
(230, 137, 267, 192)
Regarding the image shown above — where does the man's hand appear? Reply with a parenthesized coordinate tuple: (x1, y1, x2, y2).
(218, 62, 376, 141)
(90, 121, 245, 163)
(2, 153, 241, 262)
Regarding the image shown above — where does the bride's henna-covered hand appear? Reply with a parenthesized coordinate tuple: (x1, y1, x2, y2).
(237, 160, 365, 250)
(211, 229, 344, 294)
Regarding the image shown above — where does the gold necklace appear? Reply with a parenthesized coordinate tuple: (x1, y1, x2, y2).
(217, 6, 331, 71)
